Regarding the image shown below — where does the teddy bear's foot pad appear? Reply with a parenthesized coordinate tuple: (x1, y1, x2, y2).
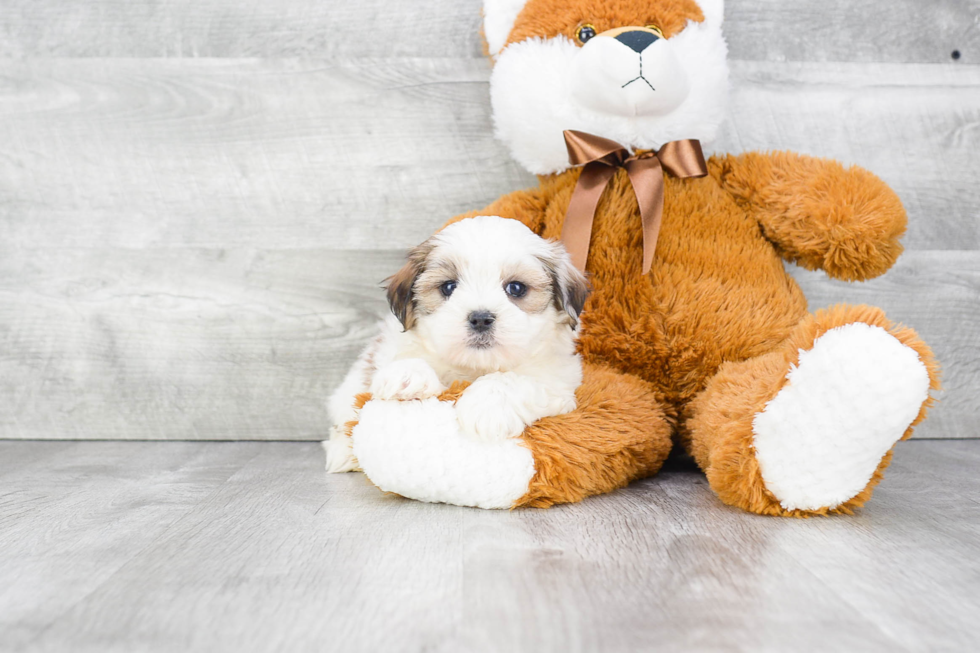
(752, 323, 930, 511)
(352, 397, 536, 509)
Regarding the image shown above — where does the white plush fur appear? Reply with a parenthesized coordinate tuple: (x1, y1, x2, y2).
(483, 0, 529, 55)
(695, 0, 724, 25)
(568, 33, 691, 119)
(489, 8, 729, 174)
(324, 216, 586, 477)
(352, 397, 536, 509)
(752, 324, 931, 511)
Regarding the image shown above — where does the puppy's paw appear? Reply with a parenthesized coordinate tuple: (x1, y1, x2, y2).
(370, 358, 446, 401)
(455, 377, 527, 442)
(323, 427, 360, 473)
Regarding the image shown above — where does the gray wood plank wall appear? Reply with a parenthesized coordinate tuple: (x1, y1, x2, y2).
(1, 2, 977, 440)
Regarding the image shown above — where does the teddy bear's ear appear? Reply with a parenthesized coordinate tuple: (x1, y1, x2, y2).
(483, 0, 529, 56)
(695, 0, 724, 26)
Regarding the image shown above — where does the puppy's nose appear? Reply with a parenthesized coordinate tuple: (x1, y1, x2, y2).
(467, 310, 495, 333)
(615, 30, 659, 53)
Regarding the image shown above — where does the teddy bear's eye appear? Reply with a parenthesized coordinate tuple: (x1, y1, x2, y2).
(576, 24, 597, 44)
(645, 24, 665, 37)
(440, 280, 457, 298)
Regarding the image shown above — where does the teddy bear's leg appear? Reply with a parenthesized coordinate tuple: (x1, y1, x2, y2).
(683, 305, 940, 516)
(352, 364, 674, 509)
(513, 364, 675, 508)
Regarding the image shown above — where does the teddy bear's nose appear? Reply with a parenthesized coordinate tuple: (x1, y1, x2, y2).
(615, 30, 659, 53)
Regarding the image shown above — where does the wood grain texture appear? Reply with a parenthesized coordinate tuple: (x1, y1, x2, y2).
(1, 440, 978, 652)
(0, 249, 975, 440)
(0, 441, 265, 651)
(724, 0, 980, 65)
(0, 58, 530, 251)
(0, 248, 401, 440)
(716, 61, 980, 251)
(0, 59, 976, 251)
(1, 0, 977, 64)
(0, 10, 977, 442)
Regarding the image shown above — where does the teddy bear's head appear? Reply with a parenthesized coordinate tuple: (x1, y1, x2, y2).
(484, 0, 728, 174)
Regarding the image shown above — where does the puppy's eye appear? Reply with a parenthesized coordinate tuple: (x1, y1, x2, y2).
(504, 281, 527, 298)
(645, 24, 664, 37)
(440, 280, 457, 298)
(576, 24, 597, 44)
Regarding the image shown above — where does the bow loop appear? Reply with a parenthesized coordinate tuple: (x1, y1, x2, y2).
(564, 130, 631, 168)
(560, 130, 707, 274)
(656, 139, 707, 179)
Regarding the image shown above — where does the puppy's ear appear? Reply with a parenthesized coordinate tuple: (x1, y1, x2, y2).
(384, 239, 434, 330)
(539, 244, 590, 329)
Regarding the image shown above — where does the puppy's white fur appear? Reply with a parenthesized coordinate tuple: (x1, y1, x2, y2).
(324, 216, 589, 473)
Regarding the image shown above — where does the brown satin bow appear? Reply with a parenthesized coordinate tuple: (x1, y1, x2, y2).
(560, 129, 708, 274)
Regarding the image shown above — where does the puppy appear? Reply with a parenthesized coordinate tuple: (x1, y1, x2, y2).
(323, 215, 590, 473)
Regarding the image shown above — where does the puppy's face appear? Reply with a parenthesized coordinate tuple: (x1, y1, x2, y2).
(386, 216, 588, 373)
(484, 0, 729, 174)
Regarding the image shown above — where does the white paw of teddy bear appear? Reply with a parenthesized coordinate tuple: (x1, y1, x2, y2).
(369, 358, 446, 401)
(753, 323, 931, 511)
(352, 396, 537, 509)
(455, 374, 528, 441)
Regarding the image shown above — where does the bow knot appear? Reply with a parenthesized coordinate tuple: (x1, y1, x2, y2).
(560, 129, 708, 274)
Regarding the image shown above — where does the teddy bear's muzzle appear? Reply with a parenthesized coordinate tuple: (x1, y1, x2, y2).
(568, 26, 690, 118)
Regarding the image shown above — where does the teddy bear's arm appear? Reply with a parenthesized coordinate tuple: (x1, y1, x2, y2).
(442, 185, 553, 235)
(709, 151, 908, 281)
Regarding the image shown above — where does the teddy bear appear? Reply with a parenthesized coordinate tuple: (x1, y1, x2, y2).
(338, 0, 940, 516)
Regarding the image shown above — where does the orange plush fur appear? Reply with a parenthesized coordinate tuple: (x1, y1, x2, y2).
(503, 0, 704, 47)
(444, 151, 938, 515)
(351, 0, 938, 514)
(345, 365, 673, 508)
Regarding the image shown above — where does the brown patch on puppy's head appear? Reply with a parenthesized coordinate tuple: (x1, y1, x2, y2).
(554, 265, 591, 327)
(411, 252, 461, 318)
(384, 239, 435, 330)
(506, 0, 705, 48)
(536, 244, 591, 328)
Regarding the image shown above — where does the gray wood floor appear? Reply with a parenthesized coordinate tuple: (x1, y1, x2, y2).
(2, 439, 979, 653)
